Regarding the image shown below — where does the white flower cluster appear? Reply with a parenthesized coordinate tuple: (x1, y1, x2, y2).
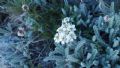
(54, 17, 76, 45)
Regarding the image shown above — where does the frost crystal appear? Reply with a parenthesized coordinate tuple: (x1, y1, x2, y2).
(54, 17, 76, 45)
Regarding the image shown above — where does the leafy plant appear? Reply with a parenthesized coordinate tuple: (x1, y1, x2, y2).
(44, 1, 120, 68)
(0, 0, 120, 68)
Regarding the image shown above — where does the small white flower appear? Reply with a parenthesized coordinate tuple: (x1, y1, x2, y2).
(22, 4, 29, 12)
(54, 17, 76, 45)
(54, 33, 60, 43)
(61, 40, 65, 45)
(68, 24, 76, 31)
(59, 33, 65, 41)
(104, 15, 109, 22)
(69, 31, 76, 39)
(17, 27, 26, 37)
(57, 26, 64, 32)
(62, 17, 73, 24)
(62, 17, 70, 23)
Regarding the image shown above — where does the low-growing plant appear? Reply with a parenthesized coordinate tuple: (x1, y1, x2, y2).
(44, 1, 120, 68)
(0, 0, 120, 68)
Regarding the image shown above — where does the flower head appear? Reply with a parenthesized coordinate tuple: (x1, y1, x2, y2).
(17, 27, 26, 37)
(54, 17, 76, 45)
(22, 4, 29, 12)
(104, 15, 110, 22)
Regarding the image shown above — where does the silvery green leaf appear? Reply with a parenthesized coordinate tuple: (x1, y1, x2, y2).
(64, 0, 68, 6)
(66, 55, 79, 63)
(98, 0, 111, 14)
(103, 63, 111, 68)
(76, 19, 84, 25)
(93, 60, 99, 66)
(49, 45, 65, 56)
(44, 56, 64, 61)
(97, 16, 104, 29)
(91, 49, 98, 61)
(38, 26, 43, 33)
(93, 25, 108, 46)
(61, 8, 66, 15)
(86, 19, 90, 24)
(34, 0, 46, 5)
(107, 47, 119, 61)
(24, 65, 29, 68)
(110, 2, 115, 13)
(92, 35, 96, 42)
(65, 46, 70, 56)
(109, 28, 114, 42)
(113, 39, 119, 47)
(56, 60, 66, 67)
(66, 62, 74, 68)
(7, 23, 12, 31)
(86, 53, 92, 60)
(79, 3, 87, 16)
(80, 62, 86, 67)
(74, 5, 78, 12)
(109, 16, 114, 28)
(75, 40, 86, 55)
(115, 64, 120, 68)
(0, 28, 9, 34)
